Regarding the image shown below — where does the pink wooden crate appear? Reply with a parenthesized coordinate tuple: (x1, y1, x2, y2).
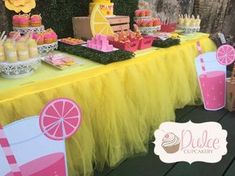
(111, 24, 130, 32)
(107, 16, 130, 25)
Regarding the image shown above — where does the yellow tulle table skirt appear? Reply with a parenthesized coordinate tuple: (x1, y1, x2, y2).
(0, 33, 216, 175)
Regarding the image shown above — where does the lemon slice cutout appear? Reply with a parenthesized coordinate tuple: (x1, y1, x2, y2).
(90, 4, 114, 36)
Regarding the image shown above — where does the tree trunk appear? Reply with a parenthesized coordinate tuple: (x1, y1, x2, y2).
(0, 1, 9, 32)
(194, 0, 231, 33)
(222, 0, 235, 35)
(151, 0, 194, 22)
(177, 0, 195, 14)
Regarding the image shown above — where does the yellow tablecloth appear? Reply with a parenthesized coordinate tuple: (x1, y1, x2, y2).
(0, 33, 216, 176)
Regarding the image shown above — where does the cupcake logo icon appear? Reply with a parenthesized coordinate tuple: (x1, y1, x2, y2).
(154, 121, 227, 164)
(161, 132, 180, 154)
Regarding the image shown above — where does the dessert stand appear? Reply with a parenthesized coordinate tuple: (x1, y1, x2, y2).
(37, 41, 58, 54)
(138, 26, 161, 35)
(178, 26, 200, 34)
(134, 16, 152, 20)
(13, 25, 45, 34)
(0, 57, 41, 79)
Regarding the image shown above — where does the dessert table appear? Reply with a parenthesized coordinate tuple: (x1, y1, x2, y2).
(0, 33, 216, 175)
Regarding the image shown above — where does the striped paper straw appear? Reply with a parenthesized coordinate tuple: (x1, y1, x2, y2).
(196, 41, 206, 73)
(0, 124, 22, 176)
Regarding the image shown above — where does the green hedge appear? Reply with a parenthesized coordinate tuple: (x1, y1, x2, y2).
(7, 0, 138, 38)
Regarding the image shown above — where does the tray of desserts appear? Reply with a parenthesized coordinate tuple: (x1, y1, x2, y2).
(32, 29, 58, 54)
(37, 41, 58, 54)
(177, 14, 201, 34)
(0, 32, 41, 79)
(59, 37, 86, 46)
(0, 57, 41, 78)
(41, 53, 78, 70)
(12, 14, 45, 34)
(82, 35, 119, 53)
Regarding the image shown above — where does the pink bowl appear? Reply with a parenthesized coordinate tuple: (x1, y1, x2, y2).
(160, 23, 177, 32)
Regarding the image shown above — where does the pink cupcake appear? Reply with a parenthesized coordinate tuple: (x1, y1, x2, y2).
(140, 10, 145, 17)
(145, 10, 151, 16)
(45, 29, 57, 43)
(30, 15, 42, 27)
(142, 20, 148, 27)
(147, 20, 153, 27)
(37, 34, 44, 45)
(19, 14, 30, 27)
(135, 10, 142, 17)
(32, 33, 44, 45)
(51, 32, 58, 42)
(153, 18, 161, 26)
(12, 15, 20, 27)
(32, 33, 40, 40)
(44, 32, 54, 44)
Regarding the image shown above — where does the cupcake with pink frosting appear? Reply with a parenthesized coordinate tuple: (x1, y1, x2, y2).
(44, 29, 57, 44)
(161, 132, 180, 154)
(18, 14, 30, 27)
(12, 15, 20, 27)
(30, 15, 42, 27)
(51, 32, 58, 42)
(33, 34, 44, 45)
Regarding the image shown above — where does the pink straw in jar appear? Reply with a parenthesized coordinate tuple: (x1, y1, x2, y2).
(196, 41, 206, 73)
(0, 124, 22, 176)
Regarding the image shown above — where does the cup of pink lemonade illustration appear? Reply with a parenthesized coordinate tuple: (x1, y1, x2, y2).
(199, 71, 226, 110)
(0, 98, 81, 176)
(196, 42, 226, 111)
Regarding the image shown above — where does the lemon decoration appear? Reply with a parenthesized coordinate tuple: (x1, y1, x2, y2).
(90, 4, 114, 36)
(21, 0, 36, 13)
(5, 0, 21, 13)
(9, 0, 27, 7)
(5, 0, 36, 13)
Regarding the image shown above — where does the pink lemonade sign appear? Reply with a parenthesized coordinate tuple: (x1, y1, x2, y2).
(39, 98, 82, 141)
(195, 52, 226, 111)
(0, 98, 81, 176)
(154, 121, 228, 164)
(216, 45, 235, 66)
